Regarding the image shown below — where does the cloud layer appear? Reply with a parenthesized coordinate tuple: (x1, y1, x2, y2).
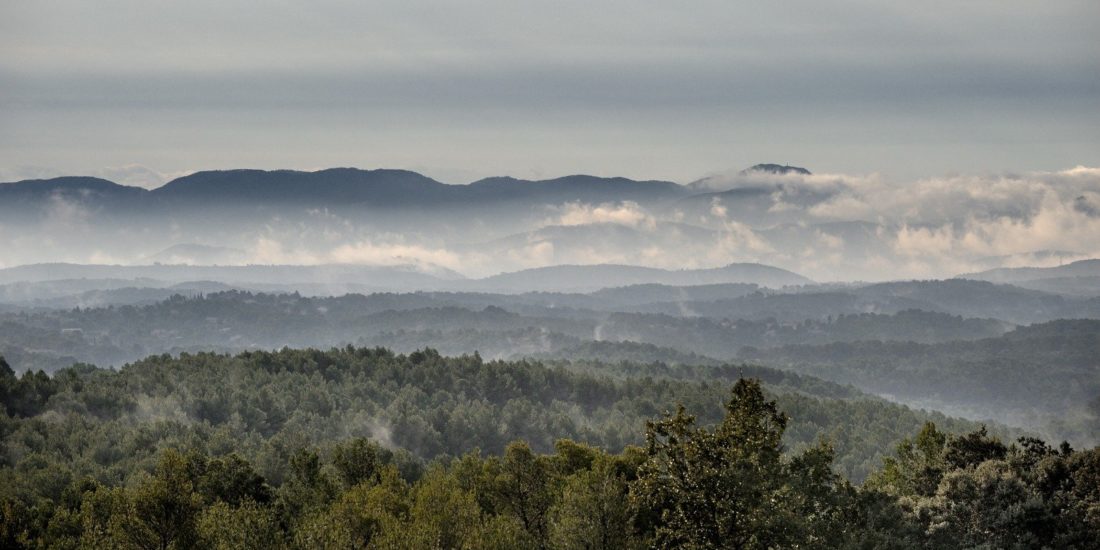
(2, 165, 1099, 282)
(2, 1, 1097, 182)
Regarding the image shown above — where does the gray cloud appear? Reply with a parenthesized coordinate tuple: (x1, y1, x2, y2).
(1074, 195, 1100, 218)
(1, 1, 1097, 181)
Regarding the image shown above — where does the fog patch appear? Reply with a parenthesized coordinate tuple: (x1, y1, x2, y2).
(132, 394, 194, 425)
(552, 201, 656, 230)
(338, 411, 397, 450)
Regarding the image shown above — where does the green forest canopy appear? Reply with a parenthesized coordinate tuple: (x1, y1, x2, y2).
(2, 351, 1097, 548)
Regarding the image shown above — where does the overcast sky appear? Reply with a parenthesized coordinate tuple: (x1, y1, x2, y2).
(2, 0, 1098, 186)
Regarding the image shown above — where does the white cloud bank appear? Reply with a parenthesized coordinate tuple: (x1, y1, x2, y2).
(671, 166, 1100, 279)
(551, 201, 657, 230)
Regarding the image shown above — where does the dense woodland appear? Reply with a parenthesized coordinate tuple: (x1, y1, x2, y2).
(0, 290, 1016, 372)
(743, 320, 1100, 444)
(2, 351, 1097, 548)
(1, 289, 1096, 446)
(1, 283, 1098, 547)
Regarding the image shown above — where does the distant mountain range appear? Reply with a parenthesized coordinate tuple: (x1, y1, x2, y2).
(0, 168, 691, 211)
(961, 258, 1100, 283)
(959, 259, 1100, 296)
(468, 263, 813, 292)
(0, 263, 462, 289)
(142, 244, 246, 265)
(4, 165, 1094, 285)
(0, 165, 836, 221)
(0, 261, 813, 296)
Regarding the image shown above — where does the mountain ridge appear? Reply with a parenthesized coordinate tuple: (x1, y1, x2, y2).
(471, 262, 813, 292)
(0, 261, 812, 294)
(960, 258, 1100, 282)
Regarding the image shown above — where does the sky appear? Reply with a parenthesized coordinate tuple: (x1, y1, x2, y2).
(1, 0, 1098, 187)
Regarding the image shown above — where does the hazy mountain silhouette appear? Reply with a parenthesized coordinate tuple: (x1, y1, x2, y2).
(0, 176, 149, 221)
(961, 259, 1100, 283)
(470, 263, 812, 292)
(0, 176, 143, 197)
(0, 260, 812, 295)
(154, 168, 447, 206)
(0, 168, 690, 211)
(959, 259, 1100, 297)
(0, 263, 464, 288)
(142, 244, 246, 265)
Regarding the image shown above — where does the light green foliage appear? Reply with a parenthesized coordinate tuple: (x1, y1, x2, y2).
(488, 441, 557, 543)
(868, 422, 948, 497)
(922, 460, 1044, 549)
(549, 455, 636, 550)
(196, 500, 284, 550)
(115, 450, 204, 550)
(463, 514, 535, 549)
(294, 465, 408, 549)
(863, 425, 1100, 549)
(395, 466, 481, 549)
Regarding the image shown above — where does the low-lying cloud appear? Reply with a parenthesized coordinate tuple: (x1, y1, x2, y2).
(3, 166, 1099, 283)
(551, 201, 656, 230)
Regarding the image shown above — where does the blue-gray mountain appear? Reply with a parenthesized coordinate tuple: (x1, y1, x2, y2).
(0, 168, 691, 211)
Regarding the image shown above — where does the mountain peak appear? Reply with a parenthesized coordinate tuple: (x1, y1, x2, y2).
(741, 164, 812, 176)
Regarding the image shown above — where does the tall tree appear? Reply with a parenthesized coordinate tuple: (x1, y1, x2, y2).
(631, 378, 848, 549)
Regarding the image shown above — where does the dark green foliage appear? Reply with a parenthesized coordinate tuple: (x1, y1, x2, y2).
(0, 364, 58, 417)
(331, 438, 391, 488)
(943, 425, 1008, 469)
(632, 379, 850, 548)
(198, 453, 273, 506)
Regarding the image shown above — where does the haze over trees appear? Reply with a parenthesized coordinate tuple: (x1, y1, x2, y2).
(1, 282, 1096, 444)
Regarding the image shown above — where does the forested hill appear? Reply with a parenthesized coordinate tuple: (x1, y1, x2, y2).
(0, 347, 983, 483)
(0, 290, 1010, 372)
(2, 289, 1093, 445)
(742, 319, 1100, 445)
(2, 350, 1096, 548)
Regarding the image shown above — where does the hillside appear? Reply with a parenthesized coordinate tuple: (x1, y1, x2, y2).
(740, 319, 1100, 444)
(961, 258, 1100, 283)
